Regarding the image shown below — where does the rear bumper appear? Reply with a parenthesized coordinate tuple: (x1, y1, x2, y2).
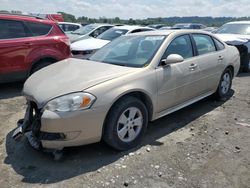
(13, 101, 107, 150)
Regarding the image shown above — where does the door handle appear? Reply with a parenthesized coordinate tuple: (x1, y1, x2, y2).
(189, 63, 198, 70)
(218, 56, 224, 61)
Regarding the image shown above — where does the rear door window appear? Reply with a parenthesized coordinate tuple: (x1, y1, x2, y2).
(25, 22, 52, 36)
(0, 19, 27, 39)
(192, 34, 216, 55)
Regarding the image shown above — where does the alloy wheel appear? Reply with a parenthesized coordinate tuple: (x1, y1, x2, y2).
(221, 72, 231, 94)
(117, 107, 143, 142)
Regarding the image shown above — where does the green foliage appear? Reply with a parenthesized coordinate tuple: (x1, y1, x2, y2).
(57, 11, 76, 22)
(2, 9, 250, 27)
(75, 14, 250, 27)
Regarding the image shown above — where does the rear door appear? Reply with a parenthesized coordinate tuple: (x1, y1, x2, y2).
(0, 18, 31, 80)
(191, 34, 224, 92)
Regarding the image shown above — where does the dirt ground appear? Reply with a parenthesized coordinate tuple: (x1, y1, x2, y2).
(0, 73, 249, 188)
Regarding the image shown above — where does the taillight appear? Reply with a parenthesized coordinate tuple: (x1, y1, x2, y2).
(60, 37, 71, 46)
(54, 36, 71, 46)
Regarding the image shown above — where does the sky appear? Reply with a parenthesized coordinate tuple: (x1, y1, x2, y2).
(1, 0, 250, 19)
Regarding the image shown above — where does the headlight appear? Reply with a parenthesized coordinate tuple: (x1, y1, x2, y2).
(45, 92, 96, 112)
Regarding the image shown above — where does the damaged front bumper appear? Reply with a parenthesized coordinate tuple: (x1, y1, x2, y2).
(12, 101, 68, 150)
(12, 100, 107, 150)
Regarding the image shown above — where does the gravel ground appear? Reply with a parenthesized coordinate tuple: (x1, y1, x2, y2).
(0, 73, 249, 188)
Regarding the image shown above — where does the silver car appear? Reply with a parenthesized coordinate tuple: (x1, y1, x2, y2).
(13, 30, 240, 151)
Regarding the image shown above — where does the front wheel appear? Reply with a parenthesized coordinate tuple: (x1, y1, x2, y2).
(215, 68, 232, 99)
(103, 96, 148, 151)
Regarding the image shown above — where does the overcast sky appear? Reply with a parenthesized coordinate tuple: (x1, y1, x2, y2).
(1, 0, 250, 19)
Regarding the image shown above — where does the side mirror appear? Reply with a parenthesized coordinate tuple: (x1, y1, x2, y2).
(161, 54, 184, 66)
(91, 31, 99, 38)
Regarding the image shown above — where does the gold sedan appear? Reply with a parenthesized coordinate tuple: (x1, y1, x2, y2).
(13, 30, 240, 151)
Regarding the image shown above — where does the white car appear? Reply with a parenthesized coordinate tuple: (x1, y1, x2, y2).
(66, 23, 113, 43)
(58, 22, 82, 33)
(71, 25, 155, 59)
(215, 21, 250, 72)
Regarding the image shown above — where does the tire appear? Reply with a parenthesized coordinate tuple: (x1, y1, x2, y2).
(103, 96, 148, 151)
(30, 61, 53, 75)
(215, 68, 232, 99)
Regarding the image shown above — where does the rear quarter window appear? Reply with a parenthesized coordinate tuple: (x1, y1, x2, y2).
(214, 38, 225, 50)
(25, 22, 52, 36)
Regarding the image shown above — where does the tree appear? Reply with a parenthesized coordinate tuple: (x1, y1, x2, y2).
(57, 11, 76, 22)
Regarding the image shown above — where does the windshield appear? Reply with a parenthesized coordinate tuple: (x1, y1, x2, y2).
(72, 24, 97, 35)
(216, 23, 250, 35)
(97, 28, 128, 41)
(89, 35, 166, 67)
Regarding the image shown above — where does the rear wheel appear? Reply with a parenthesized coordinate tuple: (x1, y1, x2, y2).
(215, 68, 232, 99)
(103, 96, 148, 151)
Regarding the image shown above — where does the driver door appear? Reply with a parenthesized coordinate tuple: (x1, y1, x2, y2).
(156, 34, 201, 113)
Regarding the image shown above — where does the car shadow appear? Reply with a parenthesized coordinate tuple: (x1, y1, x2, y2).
(237, 72, 250, 77)
(4, 90, 234, 184)
(0, 82, 23, 100)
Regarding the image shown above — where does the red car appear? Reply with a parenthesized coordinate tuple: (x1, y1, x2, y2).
(0, 14, 71, 83)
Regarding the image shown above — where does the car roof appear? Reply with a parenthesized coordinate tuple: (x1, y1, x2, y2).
(0, 13, 55, 24)
(128, 29, 212, 36)
(58, 22, 81, 26)
(88, 23, 113, 27)
(174, 23, 204, 26)
(226, 21, 250, 24)
(112, 25, 153, 31)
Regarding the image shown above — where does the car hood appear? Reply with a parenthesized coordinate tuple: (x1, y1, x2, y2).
(67, 33, 90, 42)
(23, 58, 136, 106)
(216, 34, 250, 45)
(70, 38, 110, 51)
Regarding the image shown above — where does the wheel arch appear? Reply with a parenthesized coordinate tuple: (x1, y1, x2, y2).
(101, 90, 154, 137)
(29, 56, 59, 75)
(226, 65, 234, 77)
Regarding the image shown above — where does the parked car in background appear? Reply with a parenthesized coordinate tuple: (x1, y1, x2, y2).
(0, 14, 71, 83)
(13, 30, 240, 152)
(66, 23, 113, 42)
(159, 26, 173, 30)
(172, 23, 207, 29)
(58, 22, 82, 33)
(203, 27, 218, 33)
(71, 25, 155, 59)
(147, 24, 165, 29)
(29, 13, 64, 22)
(216, 21, 250, 72)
